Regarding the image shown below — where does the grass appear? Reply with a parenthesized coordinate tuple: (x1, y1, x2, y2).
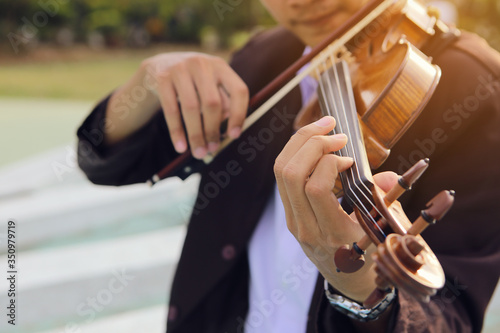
(0, 60, 139, 100)
(0, 44, 230, 101)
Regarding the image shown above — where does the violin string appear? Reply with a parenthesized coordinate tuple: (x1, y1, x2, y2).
(334, 59, 387, 221)
(316, 57, 386, 236)
(332, 60, 388, 238)
(328, 61, 386, 234)
(325, 62, 364, 205)
(316, 62, 361, 208)
(329, 57, 376, 206)
(327, 67, 382, 231)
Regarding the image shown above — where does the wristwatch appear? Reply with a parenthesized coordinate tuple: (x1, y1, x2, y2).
(324, 279, 397, 322)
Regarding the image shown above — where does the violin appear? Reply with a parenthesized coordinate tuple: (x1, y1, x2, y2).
(317, 59, 454, 307)
(292, 0, 457, 306)
(293, 0, 457, 306)
(149, 0, 456, 307)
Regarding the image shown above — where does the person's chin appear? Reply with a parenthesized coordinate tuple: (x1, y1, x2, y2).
(299, 16, 350, 46)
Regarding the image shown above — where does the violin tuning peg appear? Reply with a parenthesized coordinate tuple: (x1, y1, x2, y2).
(334, 244, 366, 273)
(400, 158, 430, 190)
(385, 158, 429, 204)
(408, 190, 455, 236)
(334, 234, 374, 273)
(424, 189, 455, 221)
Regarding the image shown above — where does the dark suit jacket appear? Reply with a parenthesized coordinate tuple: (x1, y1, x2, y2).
(78, 27, 500, 332)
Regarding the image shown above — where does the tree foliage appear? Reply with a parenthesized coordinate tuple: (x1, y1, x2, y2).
(0, 0, 498, 52)
(1, 0, 273, 51)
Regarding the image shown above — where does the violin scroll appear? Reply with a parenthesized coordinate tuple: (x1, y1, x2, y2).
(365, 190, 455, 307)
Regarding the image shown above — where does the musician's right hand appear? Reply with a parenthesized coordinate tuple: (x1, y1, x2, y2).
(105, 52, 249, 159)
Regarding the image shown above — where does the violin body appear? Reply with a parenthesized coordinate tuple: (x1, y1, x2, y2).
(297, 0, 443, 169)
(297, 38, 441, 196)
(354, 40, 440, 148)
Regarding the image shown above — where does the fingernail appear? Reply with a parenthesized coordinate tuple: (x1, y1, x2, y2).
(193, 147, 207, 159)
(229, 127, 241, 139)
(208, 142, 219, 153)
(331, 133, 347, 140)
(314, 116, 333, 127)
(174, 140, 187, 153)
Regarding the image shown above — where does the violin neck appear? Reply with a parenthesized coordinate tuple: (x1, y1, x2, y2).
(316, 60, 374, 208)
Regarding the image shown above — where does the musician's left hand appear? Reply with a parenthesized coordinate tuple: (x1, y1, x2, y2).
(274, 116, 398, 302)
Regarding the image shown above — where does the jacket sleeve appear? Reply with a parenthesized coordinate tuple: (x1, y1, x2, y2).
(76, 96, 178, 185)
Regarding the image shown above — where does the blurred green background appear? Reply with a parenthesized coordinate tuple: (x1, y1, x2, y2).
(0, 0, 273, 49)
(0, 0, 499, 52)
